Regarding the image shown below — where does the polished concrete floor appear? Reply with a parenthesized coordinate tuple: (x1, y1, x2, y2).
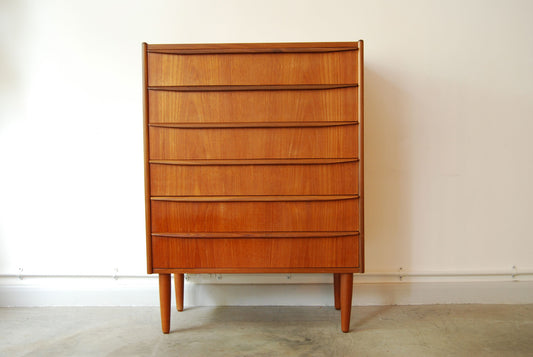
(1, 305, 532, 356)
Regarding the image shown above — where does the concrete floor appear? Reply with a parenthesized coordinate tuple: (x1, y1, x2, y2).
(1, 305, 532, 356)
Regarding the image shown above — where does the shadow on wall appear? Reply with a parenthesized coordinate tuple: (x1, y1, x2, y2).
(364, 65, 413, 282)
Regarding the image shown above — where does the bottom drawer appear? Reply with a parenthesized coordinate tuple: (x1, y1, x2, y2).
(151, 235, 359, 269)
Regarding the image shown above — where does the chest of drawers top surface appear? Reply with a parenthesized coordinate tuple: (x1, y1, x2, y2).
(143, 42, 364, 274)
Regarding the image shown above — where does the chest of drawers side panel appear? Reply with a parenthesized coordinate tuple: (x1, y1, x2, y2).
(357, 40, 365, 273)
(142, 43, 153, 274)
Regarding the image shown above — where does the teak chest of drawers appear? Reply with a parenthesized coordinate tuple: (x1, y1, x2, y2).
(142, 41, 364, 333)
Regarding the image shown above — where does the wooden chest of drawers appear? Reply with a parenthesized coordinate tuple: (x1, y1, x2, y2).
(142, 41, 364, 333)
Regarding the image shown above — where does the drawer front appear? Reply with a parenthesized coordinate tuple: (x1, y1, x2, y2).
(151, 236, 359, 269)
(149, 125, 358, 160)
(147, 51, 358, 86)
(151, 199, 358, 232)
(148, 87, 357, 123)
(150, 161, 358, 196)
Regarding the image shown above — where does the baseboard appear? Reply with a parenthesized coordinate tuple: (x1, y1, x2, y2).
(1, 275, 532, 307)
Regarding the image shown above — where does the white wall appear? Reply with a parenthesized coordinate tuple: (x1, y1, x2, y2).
(1, 0, 532, 305)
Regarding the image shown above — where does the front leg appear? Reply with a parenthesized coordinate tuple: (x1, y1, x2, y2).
(159, 274, 171, 334)
(340, 273, 353, 333)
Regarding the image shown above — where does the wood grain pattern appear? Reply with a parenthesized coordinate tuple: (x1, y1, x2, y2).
(149, 125, 358, 160)
(148, 87, 357, 123)
(147, 51, 357, 86)
(151, 236, 359, 269)
(151, 199, 358, 232)
(150, 161, 358, 196)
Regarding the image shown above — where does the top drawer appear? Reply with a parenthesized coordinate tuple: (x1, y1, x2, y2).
(147, 50, 358, 86)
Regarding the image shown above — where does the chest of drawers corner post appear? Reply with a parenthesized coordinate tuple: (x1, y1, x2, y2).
(142, 41, 364, 333)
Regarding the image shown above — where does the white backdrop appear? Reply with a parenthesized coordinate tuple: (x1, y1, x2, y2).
(1, 0, 532, 305)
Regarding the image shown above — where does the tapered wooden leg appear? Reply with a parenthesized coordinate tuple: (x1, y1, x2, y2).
(333, 273, 341, 310)
(174, 273, 184, 312)
(340, 273, 353, 333)
(159, 274, 171, 334)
